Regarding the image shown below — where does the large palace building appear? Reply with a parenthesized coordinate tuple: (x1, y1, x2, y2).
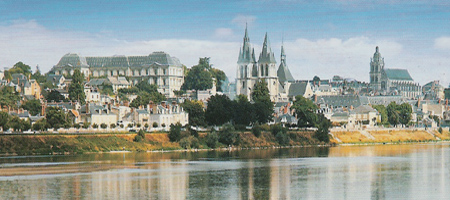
(50, 52, 184, 97)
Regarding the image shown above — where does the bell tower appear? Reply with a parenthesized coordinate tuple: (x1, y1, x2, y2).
(370, 46, 384, 91)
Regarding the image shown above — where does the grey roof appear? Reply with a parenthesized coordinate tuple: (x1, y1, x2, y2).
(56, 53, 89, 67)
(274, 102, 289, 108)
(238, 26, 256, 64)
(136, 109, 148, 114)
(275, 114, 296, 124)
(87, 78, 109, 86)
(46, 74, 64, 83)
(384, 69, 413, 81)
(85, 52, 181, 68)
(258, 33, 276, 63)
(277, 45, 294, 83)
(318, 95, 361, 108)
(107, 76, 129, 85)
(352, 105, 377, 114)
(288, 82, 308, 97)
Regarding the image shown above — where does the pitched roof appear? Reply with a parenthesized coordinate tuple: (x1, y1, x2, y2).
(258, 33, 276, 63)
(384, 69, 413, 81)
(85, 52, 181, 68)
(318, 95, 361, 108)
(277, 46, 294, 83)
(288, 82, 308, 97)
(352, 105, 377, 114)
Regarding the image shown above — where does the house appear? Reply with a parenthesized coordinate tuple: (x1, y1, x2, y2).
(46, 74, 66, 89)
(23, 79, 41, 99)
(107, 76, 130, 93)
(351, 105, 380, 126)
(79, 103, 117, 126)
(422, 80, 445, 100)
(286, 81, 314, 100)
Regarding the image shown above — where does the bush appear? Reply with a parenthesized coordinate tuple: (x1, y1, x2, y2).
(276, 131, 290, 146)
(100, 123, 107, 129)
(218, 124, 237, 146)
(127, 123, 133, 128)
(134, 130, 146, 142)
(252, 123, 262, 137)
(144, 123, 149, 129)
(271, 124, 286, 136)
(92, 123, 99, 129)
(74, 123, 81, 129)
(110, 123, 116, 128)
(153, 122, 158, 128)
(189, 128, 199, 138)
(169, 122, 182, 142)
(120, 124, 124, 128)
(162, 123, 166, 127)
(206, 132, 219, 148)
(234, 124, 246, 131)
(439, 127, 443, 134)
(179, 136, 200, 149)
(82, 122, 90, 129)
(136, 123, 141, 128)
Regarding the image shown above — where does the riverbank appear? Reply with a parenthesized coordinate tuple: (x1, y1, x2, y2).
(0, 130, 323, 155)
(1, 128, 449, 155)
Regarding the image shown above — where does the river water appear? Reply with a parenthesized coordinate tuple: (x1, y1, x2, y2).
(0, 143, 449, 199)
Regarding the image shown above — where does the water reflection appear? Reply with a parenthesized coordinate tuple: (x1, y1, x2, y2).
(0, 144, 449, 199)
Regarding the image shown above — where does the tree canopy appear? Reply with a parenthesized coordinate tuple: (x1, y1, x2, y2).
(181, 57, 227, 92)
(21, 99, 42, 116)
(251, 79, 274, 124)
(181, 99, 205, 126)
(292, 95, 319, 127)
(386, 102, 412, 126)
(68, 69, 86, 105)
(0, 86, 20, 109)
(233, 94, 256, 126)
(205, 94, 233, 126)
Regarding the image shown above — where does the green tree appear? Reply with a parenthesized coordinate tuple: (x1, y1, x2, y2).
(9, 62, 32, 77)
(218, 124, 237, 146)
(32, 118, 47, 131)
(182, 58, 213, 92)
(181, 99, 206, 126)
(45, 107, 67, 129)
(134, 129, 146, 142)
(210, 68, 227, 92)
(205, 94, 233, 126)
(233, 94, 255, 126)
(0, 86, 20, 109)
(372, 105, 388, 125)
(168, 122, 182, 142)
(398, 103, 412, 126)
(46, 90, 67, 102)
(292, 95, 318, 127)
(68, 69, 86, 105)
(8, 116, 22, 131)
(315, 113, 331, 143)
(0, 111, 10, 131)
(387, 102, 400, 126)
(21, 99, 41, 116)
(30, 69, 46, 83)
(206, 132, 219, 148)
(251, 79, 274, 124)
(130, 91, 166, 108)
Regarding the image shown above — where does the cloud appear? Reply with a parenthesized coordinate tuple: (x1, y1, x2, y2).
(434, 37, 450, 50)
(283, 37, 403, 82)
(213, 28, 234, 39)
(0, 20, 446, 86)
(231, 14, 256, 28)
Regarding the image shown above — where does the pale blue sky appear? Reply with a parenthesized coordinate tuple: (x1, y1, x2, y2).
(1, 0, 450, 84)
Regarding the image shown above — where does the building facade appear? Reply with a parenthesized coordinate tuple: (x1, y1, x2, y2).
(51, 52, 184, 97)
(235, 27, 279, 102)
(369, 46, 421, 99)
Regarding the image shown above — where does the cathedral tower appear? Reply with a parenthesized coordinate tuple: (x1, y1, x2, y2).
(236, 25, 257, 99)
(257, 33, 279, 101)
(370, 46, 384, 91)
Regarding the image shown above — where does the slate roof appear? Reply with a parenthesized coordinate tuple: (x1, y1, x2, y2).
(318, 95, 361, 108)
(85, 52, 181, 68)
(46, 74, 64, 83)
(384, 69, 413, 81)
(288, 82, 308, 97)
(258, 33, 276, 63)
(352, 105, 377, 114)
(277, 45, 294, 83)
(56, 53, 89, 67)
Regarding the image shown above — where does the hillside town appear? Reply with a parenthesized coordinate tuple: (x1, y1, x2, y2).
(0, 27, 448, 134)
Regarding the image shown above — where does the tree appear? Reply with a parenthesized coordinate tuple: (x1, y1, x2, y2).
(30, 68, 46, 83)
(8, 62, 32, 77)
(315, 113, 331, 143)
(68, 69, 86, 105)
(206, 132, 219, 148)
(251, 79, 274, 124)
(100, 123, 108, 129)
(134, 129, 146, 142)
(205, 94, 233, 126)
(210, 68, 227, 92)
(398, 103, 412, 126)
(218, 124, 237, 146)
(292, 95, 318, 127)
(32, 118, 47, 131)
(21, 99, 41, 116)
(130, 91, 165, 108)
(0, 111, 10, 131)
(45, 107, 67, 129)
(182, 58, 213, 92)
(387, 102, 400, 126)
(181, 99, 206, 126)
(233, 94, 255, 126)
(46, 90, 67, 102)
(0, 86, 20, 109)
(372, 105, 388, 125)
(8, 116, 22, 131)
(169, 122, 182, 142)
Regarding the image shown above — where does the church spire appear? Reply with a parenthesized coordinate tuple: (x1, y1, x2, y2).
(238, 25, 256, 64)
(258, 32, 276, 63)
(277, 43, 294, 84)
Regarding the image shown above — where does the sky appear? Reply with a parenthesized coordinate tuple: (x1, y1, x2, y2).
(1, 0, 450, 85)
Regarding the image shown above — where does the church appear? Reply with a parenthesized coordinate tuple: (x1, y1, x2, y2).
(369, 46, 421, 99)
(235, 27, 294, 102)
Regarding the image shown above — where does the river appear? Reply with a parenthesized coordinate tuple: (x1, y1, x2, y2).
(0, 143, 449, 199)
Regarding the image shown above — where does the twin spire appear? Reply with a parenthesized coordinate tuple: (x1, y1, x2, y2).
(238, 25, 276, 64)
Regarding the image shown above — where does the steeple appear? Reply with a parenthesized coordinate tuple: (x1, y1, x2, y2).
(238, 24, 256, 64)
(258, 32, 276, 63)
(277, 44, 294, 84)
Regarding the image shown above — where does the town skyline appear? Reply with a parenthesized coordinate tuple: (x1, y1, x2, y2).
(1, 1, 450, 85)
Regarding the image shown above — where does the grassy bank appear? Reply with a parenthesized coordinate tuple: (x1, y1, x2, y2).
(330, 128, 450, 144)
(0, 130, 323, 155)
